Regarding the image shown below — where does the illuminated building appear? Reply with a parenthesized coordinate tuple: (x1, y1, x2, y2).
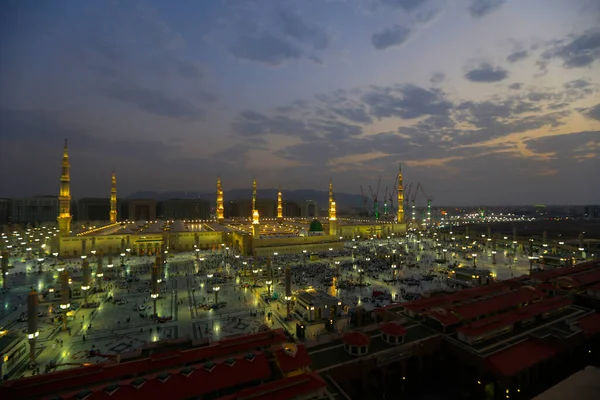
(216, 176, 224, 222)
(277, 187, 283, 222)
(57, 139, 72, 237)
(49, 142, 405, 258)
(397, 164, 404, 223)
(110, 171, 117, 223)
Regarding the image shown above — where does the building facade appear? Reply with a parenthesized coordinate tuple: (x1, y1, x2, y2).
(10, 197, 59, 225)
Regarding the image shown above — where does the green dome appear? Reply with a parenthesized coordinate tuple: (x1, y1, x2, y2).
(309, 219, 323, 232)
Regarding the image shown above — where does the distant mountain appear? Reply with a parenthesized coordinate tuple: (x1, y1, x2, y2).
(127, 189, 367, 211)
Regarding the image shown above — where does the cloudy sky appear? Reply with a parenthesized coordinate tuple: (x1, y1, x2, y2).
(1, 0, 599, 205)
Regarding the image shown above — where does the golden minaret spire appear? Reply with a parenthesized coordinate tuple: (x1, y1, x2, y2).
(397, 164, 405, 223)
(329, 179, 337, 237)
(110, 170, 117, 223)
(252, 177, 257, 212)
(57, 139, 72, 236)
(252, 177, 260, 225)
(216, 176, 224, 222)
(251, 177, 260, 238)
(277, 186, 283, 222)
(329, 178, 333, 208)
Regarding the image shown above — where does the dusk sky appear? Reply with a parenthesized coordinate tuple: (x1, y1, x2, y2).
(1, 0, 599, 205)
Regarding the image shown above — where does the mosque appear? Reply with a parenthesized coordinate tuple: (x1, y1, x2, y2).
(54, 141, 406, 258)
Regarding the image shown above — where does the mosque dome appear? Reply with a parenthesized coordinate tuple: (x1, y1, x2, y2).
(309, 219, 324, 232)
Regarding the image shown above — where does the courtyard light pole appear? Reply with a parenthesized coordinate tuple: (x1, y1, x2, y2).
(213, 285, 220, 303)
(59, 269, 70, 331)
(151, 261, 160, 318)
(81, 259, 90, 306)
(37, 257, 44, 274)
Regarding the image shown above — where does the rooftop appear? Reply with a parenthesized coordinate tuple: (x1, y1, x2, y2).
(485, 338, 559, 377)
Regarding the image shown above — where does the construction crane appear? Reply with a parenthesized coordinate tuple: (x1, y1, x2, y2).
(383, 186, 389, 217)
(417, 183, 434, 226)
(411, 183, 434, 229)
(368, 176, 382, 220)
(388, 183, 397, 217)
(359, 185, 368, 216)
(404, 182, 413, 224)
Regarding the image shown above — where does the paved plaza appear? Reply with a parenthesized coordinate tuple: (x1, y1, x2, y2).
(1, 232, 539, 379)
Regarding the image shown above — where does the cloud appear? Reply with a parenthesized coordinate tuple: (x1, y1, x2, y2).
(105, 84, 204, 120)
(366, 0, 430, 12)
(581, 103, 600, 121)
(525, 131, 600, 155)
(227, 31, 304, 66)
(506, 50, 529, 63)
(361, 84, 452, 119)
(277, 9, 330, 50)
(464, 63, 509, 82)
(508, 82, 523, 90)
(214, 4, 329, 66)
(430, 72, 445, 84)
(371, 25, 412, 50)
(468, 0, 507, 18)
(541, 30, 600, 68)
(331, 106, 373, 124)
(197, 91, 219, 104)
(232, 110, 318, 140)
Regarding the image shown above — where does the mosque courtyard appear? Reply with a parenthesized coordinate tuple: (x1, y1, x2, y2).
(1, 229, 540, 379)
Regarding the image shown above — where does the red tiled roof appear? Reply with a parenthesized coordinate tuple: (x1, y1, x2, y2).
(531, 261, 598, 282)
(485, 339, 559, 377)
(343, 331, 370, 347)
(457, 296, 572, 338)
(448, 287, 545, 320)
(274, 344, 312, 373)
(34, 353, 272, 400)
(379, 322, 407, 336)
(572, 269, 600, 287)
(403, 282, 512, 313)
(577, 313, 600, 338)
(0, 329, 287, 400)
(217, 372, 326, 400)
(587, 282, 600, 292)
(423, 308, 462, 326)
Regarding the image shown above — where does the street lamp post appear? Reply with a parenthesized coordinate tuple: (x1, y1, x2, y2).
(96, 255, 104, 291)
(59, 269, 70, 331)
(213, 286, 220, 303)
(81, 259, 90, 306)
(528, 256, 535, 272)
(151, 262, 160, 318)
(37, 257, 44, 274)
(472, 253, 477, 268)
(265, 280, 272, 297)
(27, 289, 39, 369)
(442, 248, 447, 262)
(491, 250, 497, 265)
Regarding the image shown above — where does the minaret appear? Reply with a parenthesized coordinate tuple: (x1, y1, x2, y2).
(110, 171, 117, 223)
(329, 178, 333, 210)
(57, 139, 72, 236)
(216, 177, 224, 222)
(397, 164, 405, 223)
(329, 180, 337, 237)
(252, 177, 260, 237)
(252, 177, 257, 213)
(277, 187, 283, 222)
